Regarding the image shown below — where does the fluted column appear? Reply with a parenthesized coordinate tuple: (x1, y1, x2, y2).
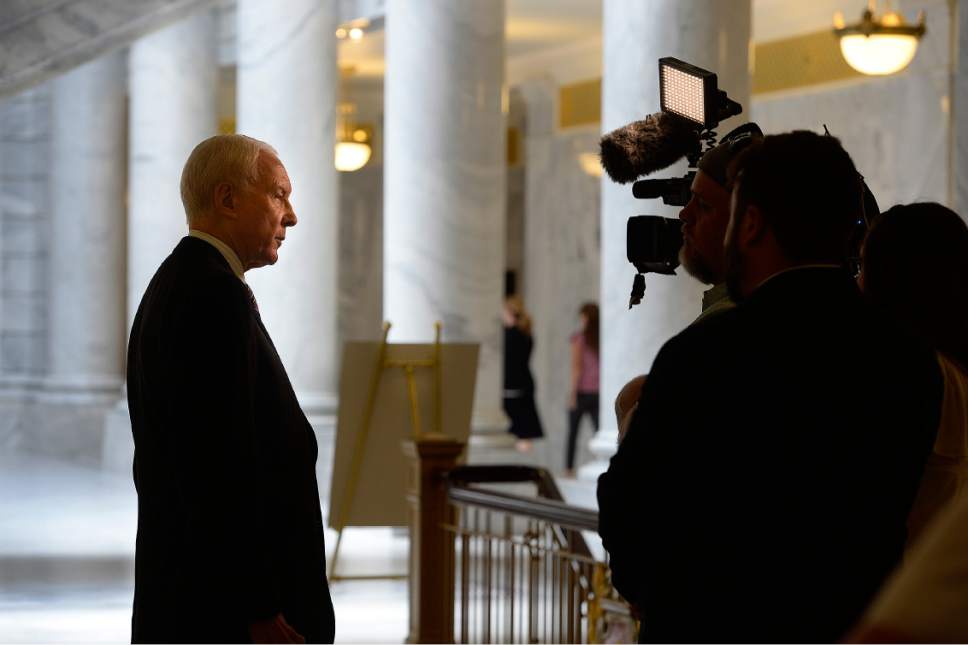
(127, 10, 218, 329)
(586, 0, 751, 478)
(384, 0, 508, 447)
(46, 52, 127, 403)
(236, 0, 339, 422)
(101, 10, 220, 473)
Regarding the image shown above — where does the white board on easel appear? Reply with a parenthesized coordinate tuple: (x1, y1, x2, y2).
(328, 339, 478, 530)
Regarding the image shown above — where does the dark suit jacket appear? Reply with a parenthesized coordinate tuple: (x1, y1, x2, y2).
(598, 267, 942, 643)
(127, 237, 335, 643)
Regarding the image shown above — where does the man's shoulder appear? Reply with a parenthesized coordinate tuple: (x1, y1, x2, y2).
(663, 302, 744, 357)
(164, 237, 238, 283)
(142, 239, 248, 319)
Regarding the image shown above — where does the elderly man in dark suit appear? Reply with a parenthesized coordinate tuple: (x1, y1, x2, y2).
(598, 131, 942, 642)
(127, 134, 335, 643)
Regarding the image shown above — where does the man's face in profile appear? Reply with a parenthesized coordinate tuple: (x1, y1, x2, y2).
(235, 152, 297, 270)
(678, 170, 731, 285)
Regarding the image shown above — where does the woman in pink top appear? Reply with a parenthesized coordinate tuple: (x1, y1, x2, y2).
(566, 302, 600, 476)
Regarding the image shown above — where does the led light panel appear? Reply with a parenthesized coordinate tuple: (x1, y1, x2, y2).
(661, 66, 705, 124)
(659, 57, 716, 128)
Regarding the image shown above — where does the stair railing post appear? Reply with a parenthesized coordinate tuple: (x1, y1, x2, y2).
(404, 435, 465, 644)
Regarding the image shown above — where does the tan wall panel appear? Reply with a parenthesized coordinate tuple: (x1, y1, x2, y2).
(753, 30, 863, 95)
(559, 78, 601, 129)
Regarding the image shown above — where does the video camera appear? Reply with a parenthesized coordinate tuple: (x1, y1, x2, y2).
(602, 58, 877, 308)
(600, 57, 744, 307)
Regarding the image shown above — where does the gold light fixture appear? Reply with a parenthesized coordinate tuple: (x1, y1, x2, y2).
(834, 1, 926, 76)
(335, 18, 369, 41)
(334, 102, 372, 172)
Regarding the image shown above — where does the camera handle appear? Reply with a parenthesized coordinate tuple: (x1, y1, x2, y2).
(628, 273, 646, 309)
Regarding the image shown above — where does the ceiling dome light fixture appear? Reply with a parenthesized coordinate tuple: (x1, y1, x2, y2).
(334, 103, 372, 172)
(335, 18, 370, 40)
(834, 1, 926, 76)
(334, 141, 371, 172)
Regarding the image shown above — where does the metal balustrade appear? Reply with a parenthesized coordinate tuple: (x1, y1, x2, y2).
(443, 465, 634, 644)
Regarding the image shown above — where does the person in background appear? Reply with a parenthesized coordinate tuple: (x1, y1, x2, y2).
(859, 202, 968, 544)
(565, 302, 600, 477)
(503, 296, 544, 452)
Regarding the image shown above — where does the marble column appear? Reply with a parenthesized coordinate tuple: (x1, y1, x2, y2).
(0, 85, 51, 456)
(0, 85, 50, 386)
(236, 0, 339, 421)
(102, 10, 219, 473)
(517, 78, 601, 474)
(46, 51, 127, 405)
(126, 10, 218, 330)
(384, 0, 508, 451)
(586, 0, 751, 478)
(236, 0, 339, 504)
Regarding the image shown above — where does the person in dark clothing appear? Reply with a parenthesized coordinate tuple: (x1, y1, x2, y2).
(503, 296, 544, 452)
(598, 131, 942, 642)
(127, 134, 335, 643)
(860, 202, 968, 370)
(859, 202, 968, 544)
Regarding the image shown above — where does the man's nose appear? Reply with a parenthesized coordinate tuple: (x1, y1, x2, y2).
(285, 206, 297, 227)
(679, 203, 692, 223)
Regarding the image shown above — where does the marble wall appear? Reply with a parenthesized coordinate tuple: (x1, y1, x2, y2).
(515, 78, 601, 473)
(956, 0, 968, 218)
(339, 164, 384, 344)
(337, 77, 385, 343)
(0, 85, 52, 454)
(0, 86, 51, 383)
(751, 0, 951, 211)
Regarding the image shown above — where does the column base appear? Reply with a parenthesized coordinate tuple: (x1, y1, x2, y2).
(292, 389, 338, 517)
(39, 374, 124, 406)
(102, 398, 133, 474)
(102, 389, 340, 500)
(0, 374, 122, 468)
(296, 389, 338, 426)
(309, 408, 337, 520)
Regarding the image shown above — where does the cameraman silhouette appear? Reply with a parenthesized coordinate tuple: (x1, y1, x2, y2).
(614, 126, 760, 437)
(598, 131, 943, 642)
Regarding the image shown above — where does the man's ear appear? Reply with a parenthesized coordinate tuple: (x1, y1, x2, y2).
(741, 203, 770, 247)
(213, 182, 238, 220)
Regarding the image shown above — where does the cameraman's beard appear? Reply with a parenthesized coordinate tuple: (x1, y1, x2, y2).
(678, 244, 717, 285)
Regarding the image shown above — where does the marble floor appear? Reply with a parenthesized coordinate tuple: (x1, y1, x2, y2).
(0, 453, 597, 643)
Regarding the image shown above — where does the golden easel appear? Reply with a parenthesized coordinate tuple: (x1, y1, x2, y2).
(328, 321, 444, 581)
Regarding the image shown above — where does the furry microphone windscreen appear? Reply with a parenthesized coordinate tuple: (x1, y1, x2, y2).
(599, 112, 699, 184)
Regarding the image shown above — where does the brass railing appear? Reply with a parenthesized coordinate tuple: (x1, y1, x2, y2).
(404, 437, 634, 644)
(448, 467, 589, 643)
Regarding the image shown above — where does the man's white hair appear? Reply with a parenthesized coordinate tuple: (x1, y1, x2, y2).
(180, 134, 278, 225)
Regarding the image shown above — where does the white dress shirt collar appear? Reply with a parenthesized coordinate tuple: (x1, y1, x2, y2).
(188, 230, 245, 282)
